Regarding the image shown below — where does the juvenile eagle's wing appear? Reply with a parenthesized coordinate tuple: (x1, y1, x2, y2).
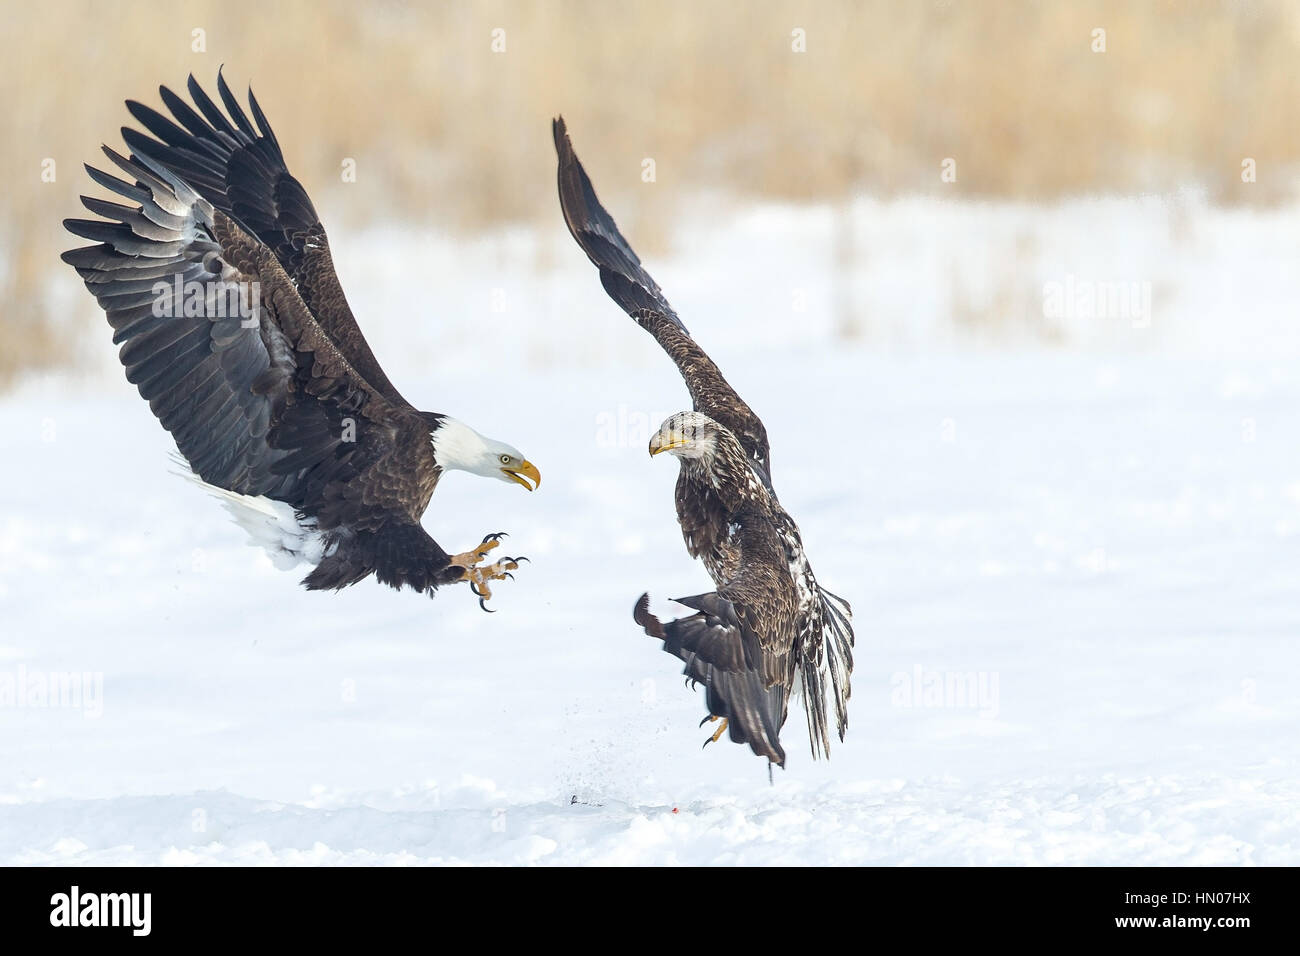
(117, 70, 413, 409)
(633, 511, 796, 766)
(63, 145, 460, 595)
(553, 117, 772, 482)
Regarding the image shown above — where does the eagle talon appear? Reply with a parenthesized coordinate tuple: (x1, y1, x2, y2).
(459, 552, 524, 610)
(701, 717, 729, 748)
(451, 533, 507, 569)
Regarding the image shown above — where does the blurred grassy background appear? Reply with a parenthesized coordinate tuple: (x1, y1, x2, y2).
(3, 0, 1299, 386)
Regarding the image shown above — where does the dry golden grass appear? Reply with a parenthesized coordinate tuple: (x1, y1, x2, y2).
(3, 0, 1299, 385)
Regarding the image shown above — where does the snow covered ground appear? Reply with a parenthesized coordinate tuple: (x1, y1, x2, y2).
(3, 197, 1299, 864)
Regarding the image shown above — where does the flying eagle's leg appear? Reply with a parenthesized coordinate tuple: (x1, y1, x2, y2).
(447, 533, 527, 611)
(462, 556, 526, 612)
(448, 532, 506, 569)
(700, 716, 729, 747)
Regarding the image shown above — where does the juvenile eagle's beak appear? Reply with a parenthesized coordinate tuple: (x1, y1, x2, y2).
(502, 460, 541, 491)
(649, 432, 686, 456)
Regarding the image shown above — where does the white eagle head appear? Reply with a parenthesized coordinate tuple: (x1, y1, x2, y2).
(430, 417, 541, 491)
(648, 411, 723, 462)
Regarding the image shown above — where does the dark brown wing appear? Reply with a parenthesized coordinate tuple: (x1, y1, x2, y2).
(553, 117, 772, 481)
(63, 145, 458, 595)
(633, 509, 797, 765)
(117, 70, 412, 409)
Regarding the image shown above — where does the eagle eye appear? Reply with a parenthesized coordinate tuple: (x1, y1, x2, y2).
(499, 454, 511, 465)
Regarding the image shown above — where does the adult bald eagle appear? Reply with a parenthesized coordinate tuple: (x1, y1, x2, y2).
(553, 119, 854, 766)
(62, 72, 540, 609)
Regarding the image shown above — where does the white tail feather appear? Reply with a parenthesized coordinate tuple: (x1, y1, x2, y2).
(176, 469, 331, 568)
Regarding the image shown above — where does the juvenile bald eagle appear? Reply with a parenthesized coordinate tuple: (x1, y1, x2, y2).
(553, 118, 854, 766)
(62, 72, 539, 609)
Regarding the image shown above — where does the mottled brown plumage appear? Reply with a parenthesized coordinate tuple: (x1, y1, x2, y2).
(555, 118, 854, 766)
(62, 74, 537, 604)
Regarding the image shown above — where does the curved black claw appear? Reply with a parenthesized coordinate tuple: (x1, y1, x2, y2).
(502, 572, 514, 581)
(502, 556, 529, 565)
(478, 596, 495, 613)
(701, 735, 716, 750)
(481, 531, 508, 544)
(469, 580, 484, 597)
(698, 714, 715, 728)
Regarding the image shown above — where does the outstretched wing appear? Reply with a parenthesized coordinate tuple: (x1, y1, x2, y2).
(63, 143, 457, 595)
(633, 510, 797, 765)
(553, 117, 772, 481)
(117, 70, 413, 409)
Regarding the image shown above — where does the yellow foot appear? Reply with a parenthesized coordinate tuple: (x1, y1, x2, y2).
(463, 558, 522, 612)
(700, 715, 729, 748)
(449, 531, 506, 569)
(447, 532, 528, 611)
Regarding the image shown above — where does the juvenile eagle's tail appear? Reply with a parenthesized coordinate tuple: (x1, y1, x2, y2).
(801, 585, 855, 759)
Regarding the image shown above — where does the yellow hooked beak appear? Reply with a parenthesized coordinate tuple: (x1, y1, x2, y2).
(648, 433, 688, 457)
(502, 459, 541, 491)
